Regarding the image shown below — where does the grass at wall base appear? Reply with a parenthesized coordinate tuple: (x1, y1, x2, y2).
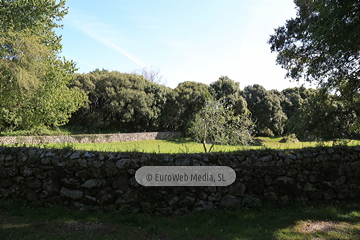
(7, 136, 360, 153)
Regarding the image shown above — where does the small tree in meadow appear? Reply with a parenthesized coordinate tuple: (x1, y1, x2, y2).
(189, 94, 253, 153)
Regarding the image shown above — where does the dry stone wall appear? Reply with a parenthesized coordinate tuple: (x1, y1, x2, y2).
(0, 132, 182, 145)
(0, 146, 360, 215)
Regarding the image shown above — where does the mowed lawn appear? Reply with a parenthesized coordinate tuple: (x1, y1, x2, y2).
(34, 137, 360, 153)
(0, 200, 360, 240)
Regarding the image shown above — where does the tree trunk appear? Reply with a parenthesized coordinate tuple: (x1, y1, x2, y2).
(203, 140, 208, 153)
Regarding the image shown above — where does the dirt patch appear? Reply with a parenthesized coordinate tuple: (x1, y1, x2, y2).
(296, 220, 359, 234)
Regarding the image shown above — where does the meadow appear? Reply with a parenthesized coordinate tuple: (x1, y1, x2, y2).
(24, 137, 360, 153)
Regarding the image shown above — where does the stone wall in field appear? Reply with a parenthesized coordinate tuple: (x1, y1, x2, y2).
(0, 146, 360, 215)
(0, 131, 182, 145)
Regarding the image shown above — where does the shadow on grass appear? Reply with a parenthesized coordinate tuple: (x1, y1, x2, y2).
(1, 199, 360, 240)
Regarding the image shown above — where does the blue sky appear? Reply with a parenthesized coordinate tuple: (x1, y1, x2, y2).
(57, 0, 310, 90)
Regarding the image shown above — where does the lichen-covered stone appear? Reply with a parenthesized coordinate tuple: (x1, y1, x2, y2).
(260, 155, 272, 162)
(179, 196, 195, 208)
(77, 159, 88, 168)
(41, 158, 51, 165)
(194, 201, 214, 212)
(96, 187, 114, 204)
(303, 183, 316, 192)
(69, 151, 81, 159)
(219, 195, 240, 208)
(76, 170, 91, 181)
(174, 207, 190, 215)
(60, 188, 83, 200)
(22, 167, 33, 177)
(83, 179, 106, 189)
(208, 192, 221, 201)
(116, 159, 131, 168)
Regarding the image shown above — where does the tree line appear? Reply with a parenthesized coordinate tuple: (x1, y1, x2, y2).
(1, 0, 359, 142)
(68, 70, 360, 141)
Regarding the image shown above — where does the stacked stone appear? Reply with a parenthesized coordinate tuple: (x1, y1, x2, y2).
(0, 146, 359, 215)
(0, 131, 182, 145)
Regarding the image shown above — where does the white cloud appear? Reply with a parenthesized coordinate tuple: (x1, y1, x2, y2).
(65, 8, 147, 68)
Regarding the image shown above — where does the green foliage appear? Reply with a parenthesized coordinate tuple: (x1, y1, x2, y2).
(269, 0, 360, 139)
(188, 96, 253, 152)
(0, 126, 67, 136)
(269, 0, 360, 103)
(262, 128, 275, 137)
(242, 84, 287, 136)
(69, 70, 170, 132)
(161, 81, 210, 132)
(0, 0, 86, 131)
(280, 87, 316, 122)
(287, 90, 358, 140)
(210, 76, 248, 114)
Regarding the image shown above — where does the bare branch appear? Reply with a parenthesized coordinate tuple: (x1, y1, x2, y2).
(132, 66, 166, 84)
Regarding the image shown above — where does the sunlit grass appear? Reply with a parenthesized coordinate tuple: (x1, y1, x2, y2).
(262, 137, 360, 149)
(30, 139, 259, 153)
(6, 137, 360, 153)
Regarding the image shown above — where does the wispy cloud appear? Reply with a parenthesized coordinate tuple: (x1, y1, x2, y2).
(64, 54, 97, 69)
(66, 8, 147, 68)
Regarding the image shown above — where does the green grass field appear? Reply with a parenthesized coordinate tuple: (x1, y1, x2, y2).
(1, 199, 359, 239)
(23, 137, 360, 153)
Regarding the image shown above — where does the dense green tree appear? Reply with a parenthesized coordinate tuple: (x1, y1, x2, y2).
(242, 84, 287, 136)
(189, 94, 253, 153)
(268, 0, 360, 102)
(287, 90, 359, 140)
(280, 87, 316, 121)
(0, 0, 86, 131)
(210, 76, 248, 114)
(69, 70, 170, 132)
(163, 81, 210, 132)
